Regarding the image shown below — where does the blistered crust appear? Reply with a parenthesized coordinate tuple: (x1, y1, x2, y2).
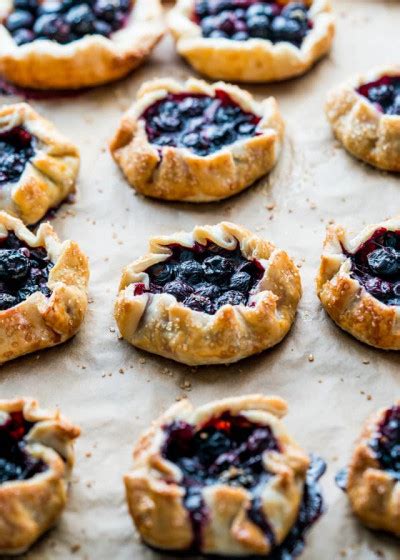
(167, 0, 335, 82)
(347, 403, 400, 536)
(325, 65, 400, 172)
(115, 222, 301, 365)
(125, 395, 310, 556)
(316, 217, 400, 350)
(110, 78, 284, 202)
(0, 0, 165, 89)
(0, 397, 80, 555)
(0, 212, 89, 364)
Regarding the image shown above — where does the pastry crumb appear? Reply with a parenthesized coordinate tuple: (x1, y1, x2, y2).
(308, 353, 314, 362)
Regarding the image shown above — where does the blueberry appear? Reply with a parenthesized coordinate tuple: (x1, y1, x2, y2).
(178, 260, 204, 283)
(65, 4, 96, 35)
(229, 271, 251, 292)
(179, 97, 206, 117)
(363, 277, 392, 298)
(204, 124, 234, 147)
(181, 132, 205, 151)
(184, 293, 215, 314)
(271, 15, 304, 43)
(14, 0, 39, 13)
(195, 0, 209, 19)
(194, 282, 221, 299)
(388, 94, 400, 116)
(215, 290, 246, 307)
(208, 29, 228, 38)
(164, 280, 193, 301)
(0, 250, 30, 281)
(94, 0, 119, 23)
(247, 14, 271, 39)
(147, 262, 176, 285)
(238, 121, 256, 134)
(12, 28, 35, 44)
(93, 19, 112, 35)
(218, 10, 236, 34)
(203, 255, 234, 282)
(153, 114, 181, 132)
(231, 31, 248, 41)
(367, 247, 400, 278)
(37, 1, 64, 15)
(281, 2, 308, 21)
(6, 10, 34, 31)
(368, 84, 394, 106)
(0, 293, 18, 310)
(247, 2, 278, 18)
(197, 431, 232, 464)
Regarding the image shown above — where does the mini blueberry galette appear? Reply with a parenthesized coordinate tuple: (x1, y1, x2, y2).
(110, 78, 284, 202)
(326, 66, 400, 172)
(0, 103, 79, 225)
(0, 397, 80, 554)
(115, 222, 301, 365)
(0, 0, 164, 89)
(168, 0, 335, 82)
(125, 395, 326, 556)
(0, 211, 89, 364)
(316, 217, 400, 350)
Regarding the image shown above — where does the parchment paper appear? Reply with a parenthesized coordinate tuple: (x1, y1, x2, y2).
(1, 1, 399, 558)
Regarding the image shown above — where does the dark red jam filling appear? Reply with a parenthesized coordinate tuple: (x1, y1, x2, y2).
(4, 0, 131, 46)
(194, 0, 312, 45)
(142, 91, 261, 157)
(138, 241, 264, 315)
(369, 405, 400, 480)
(357, 75, 400, 116)
(0, 126, 35, 185)
(347, 229, 400, 306)
(0, 232, 53, 311)
(0, 410, 47, 484)
(162, 413, 326, 558)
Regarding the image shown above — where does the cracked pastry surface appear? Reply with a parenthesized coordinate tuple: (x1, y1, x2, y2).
(110, 78, 284, 202)
(0, 0, 165, 89)
(168, 0, 335, 82)
(326, 65, 400, 172)
(0, 211, 89, 364)
(0, 397, 80, 555)
(316, 216, 400, 350)
(115, 222, 301, 366)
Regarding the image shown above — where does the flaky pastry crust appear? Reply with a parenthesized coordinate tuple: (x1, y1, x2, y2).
(325, 65, 400, 172)
(0, 212, 89, 364)
(0, 0, 165, 89)
(347, 403, 400, 536)
(125, 395, 310, 556)
(0, 397, 80, 555)
(0, 103, 79, 225)
(168, 0, 335, 82)
(316, 217, 400, 350)
(110, 78, 284, 202)
(115, 222, 301, 365)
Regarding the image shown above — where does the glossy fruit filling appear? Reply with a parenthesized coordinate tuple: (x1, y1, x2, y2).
(369, 405, 400, 480)
(0, 410, 47, 484)
(136, 241, 264, 315)
(357, 75, 400, 116)
(0, 126, 35, 186)
(4, 0, 131, 46)
(194, 0, 312, 45)
(0, 232, 53, 311)
(142, 91, 261, 157)
(162, 413, 326, 557)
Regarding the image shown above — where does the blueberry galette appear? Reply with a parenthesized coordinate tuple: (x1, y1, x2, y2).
(125, 395, 326, 556)
(0, 103, 79, 224)
(0, 0, 164, 89)
(168, 0, 335, 82)
(0, 211, 89, 364)
(110, 78, 284, 202)
(326, 66, 400, 172)
(316, 217, 400, 350)
(115, 222, 301, 365)
(0, 397, 80, 554)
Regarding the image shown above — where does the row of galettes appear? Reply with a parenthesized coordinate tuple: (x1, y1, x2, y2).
(0, 394, 398, 555)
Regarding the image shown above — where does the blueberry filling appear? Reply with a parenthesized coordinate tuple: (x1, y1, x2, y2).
(194, 0, 312, 46)
(369, 405, 400, 481)
(0, 232, 53, 311)
(0, 126, 35, 186)
(139, 241, 264, 315)
(357, 76, 400, 116)
(347, 228, 400, 306)
(4, 0, 131, 46)
(142, 91, 261, 157)
(0, 410, 47, 484)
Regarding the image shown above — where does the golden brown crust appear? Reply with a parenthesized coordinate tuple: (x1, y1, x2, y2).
(168, 0, 335, 82)
(115, 222, 301, 366)
(316, 217, 400, 350)
(110, 78, 284, 202)
(0, 212, 89, 364)
(347, 403, 400, 536)
(124, 395, 310, 556)
(0, 397, 80, 554)
(0, 0, 165, 89)
(325, 65, 400, 172)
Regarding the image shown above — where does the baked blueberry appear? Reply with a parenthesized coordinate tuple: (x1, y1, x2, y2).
(369, 405, 400, 477)
(357, 76, 400, 115)
(0, 127, 35, 186)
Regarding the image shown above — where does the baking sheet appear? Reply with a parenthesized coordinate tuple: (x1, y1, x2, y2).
(1, 0, 400, 558)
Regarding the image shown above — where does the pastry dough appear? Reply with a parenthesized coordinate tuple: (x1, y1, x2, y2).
(0, 211, 89, 364)
(110, 78, 284, 202)
(0, 397, 80, 554)
(0, 103, 79, 225)
(0, 0, 165, 90)
(325, 65, 400, 172)
(115, 222, 301, 365)
(168, 0, 335, 82)
(316, 216, 400, 350)
(124, 395, 313, 556)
